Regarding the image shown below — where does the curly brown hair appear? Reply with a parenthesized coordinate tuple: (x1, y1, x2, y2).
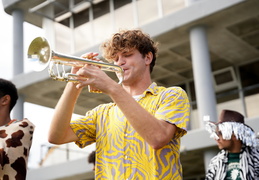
(100, 29, 159, 73)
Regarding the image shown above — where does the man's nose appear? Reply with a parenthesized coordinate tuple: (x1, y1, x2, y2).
(116, 57, 125, 66)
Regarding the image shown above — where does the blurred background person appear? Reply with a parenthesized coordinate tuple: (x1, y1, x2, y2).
(0, 78, 35, 179)
(88, 150, 96, 171)
(205, 109, 259, 180)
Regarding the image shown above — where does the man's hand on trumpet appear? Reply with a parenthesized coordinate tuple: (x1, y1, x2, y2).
(70, 52, 99, 75)
(73, 52, 118, 94)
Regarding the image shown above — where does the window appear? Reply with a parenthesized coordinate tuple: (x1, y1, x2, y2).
(213, 67, 238, 92)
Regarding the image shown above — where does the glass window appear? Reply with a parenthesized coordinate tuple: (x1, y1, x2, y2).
(216, 88, 239, 104)
(114, 0, 135, 30)
(73, 6, 93, 52)
(239, 60, 259, 96)
(136, 0, 158, 26)
(74, 22, 94, 52)
(161, 0, 185, 16)
(189, 81, 197, 109)
(239, 60, 259, 118)
(55, 23, 72, 53)
(93, 0, 113, 44)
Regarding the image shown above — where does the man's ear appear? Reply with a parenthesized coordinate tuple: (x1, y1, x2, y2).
(0, 95, 11, 106)
(145, 52, 153, 65)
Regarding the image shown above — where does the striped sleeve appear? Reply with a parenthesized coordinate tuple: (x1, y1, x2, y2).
(155, 87, 190, 138)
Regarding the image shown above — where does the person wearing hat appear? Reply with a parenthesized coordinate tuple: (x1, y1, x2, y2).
(204, 109, 259, 180)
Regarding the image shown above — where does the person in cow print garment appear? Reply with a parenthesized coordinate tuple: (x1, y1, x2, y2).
(0, 78, 35, 180)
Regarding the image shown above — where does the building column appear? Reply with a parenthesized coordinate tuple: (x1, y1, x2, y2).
(189, 25, 218, 173)
(42, 5, 56, 48)
(190, 26, 218, 126)
(12, 9, 24, 121)
(13, 9, 24, 76)
(185, 0, 218, 173)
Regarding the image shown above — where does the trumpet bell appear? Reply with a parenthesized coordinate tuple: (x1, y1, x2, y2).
(27, 36, 124, 88)
(27, 37, 52, 72)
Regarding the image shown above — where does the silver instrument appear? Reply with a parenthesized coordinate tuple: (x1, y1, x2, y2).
(27, 37, 124, 92)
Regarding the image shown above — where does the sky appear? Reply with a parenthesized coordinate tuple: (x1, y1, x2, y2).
(0, 4, 94, 169)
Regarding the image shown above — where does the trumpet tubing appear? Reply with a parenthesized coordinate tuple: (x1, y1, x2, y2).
(27, 37, 124, 90)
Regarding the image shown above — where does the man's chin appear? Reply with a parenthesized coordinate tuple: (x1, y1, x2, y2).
(217, 145, 223, 150)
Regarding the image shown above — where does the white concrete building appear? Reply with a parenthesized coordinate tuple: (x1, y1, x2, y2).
(2, 0, 259, 179)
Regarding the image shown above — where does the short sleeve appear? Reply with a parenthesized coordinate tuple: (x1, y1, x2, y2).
(154, 87, 190, 138)
(70, 107, 98, 148)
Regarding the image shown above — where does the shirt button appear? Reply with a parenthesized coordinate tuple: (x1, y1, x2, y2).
(125, 156, 128, 159)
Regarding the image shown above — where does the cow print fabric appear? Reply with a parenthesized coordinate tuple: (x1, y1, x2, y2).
(0, 119, 35, 180)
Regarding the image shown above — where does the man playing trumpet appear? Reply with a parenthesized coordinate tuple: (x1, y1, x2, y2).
(48, 29, 190, 179)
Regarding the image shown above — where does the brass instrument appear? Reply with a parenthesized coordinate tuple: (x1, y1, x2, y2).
(27, 37, 124, 89)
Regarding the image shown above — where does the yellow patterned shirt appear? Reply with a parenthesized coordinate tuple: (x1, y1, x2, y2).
(70, 82, 190, 180)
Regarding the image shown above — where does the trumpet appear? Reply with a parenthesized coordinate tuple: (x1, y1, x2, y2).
(27, 37, 124, 89)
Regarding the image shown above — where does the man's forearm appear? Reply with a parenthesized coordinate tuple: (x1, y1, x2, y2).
(48, 82, 81, 144)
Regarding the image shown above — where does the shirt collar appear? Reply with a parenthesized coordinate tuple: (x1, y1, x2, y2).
(143, 82, 159, 96)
